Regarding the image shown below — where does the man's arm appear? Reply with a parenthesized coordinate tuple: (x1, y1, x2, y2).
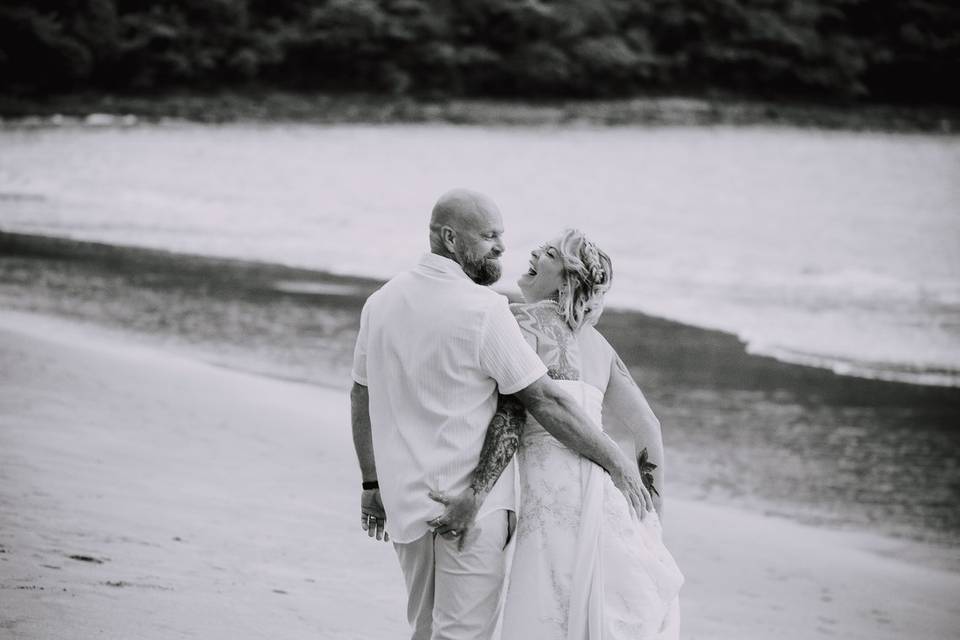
(429, 296, 648, 545)
(351, 382, 377, 482)
(428, 394, 525, 548)
(515, 375, 652, 519)
(470, 394, 526, 499)
(351, 382, 388, 542)
(429, 374, 651, 547)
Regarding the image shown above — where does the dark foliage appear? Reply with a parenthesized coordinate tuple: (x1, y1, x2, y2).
(1, 0, 957, 104)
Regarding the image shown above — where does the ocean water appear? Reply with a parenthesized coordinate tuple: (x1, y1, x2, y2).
(1, 122, 959, 386)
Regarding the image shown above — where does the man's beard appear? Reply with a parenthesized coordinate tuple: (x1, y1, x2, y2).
(456, 244, 502, 286)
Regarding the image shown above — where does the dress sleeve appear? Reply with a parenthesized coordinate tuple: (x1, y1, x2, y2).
(479, 296, 548, 395)
(351, 296, 373, 386)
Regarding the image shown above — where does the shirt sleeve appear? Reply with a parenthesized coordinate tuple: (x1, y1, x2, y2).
(351, 296, 373, 386)
(479, 296, 548, 395)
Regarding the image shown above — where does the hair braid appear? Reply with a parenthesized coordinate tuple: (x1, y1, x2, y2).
(554, 229, 613, 331)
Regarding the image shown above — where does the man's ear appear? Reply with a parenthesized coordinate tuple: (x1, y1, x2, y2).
(440, 226, 457, 253)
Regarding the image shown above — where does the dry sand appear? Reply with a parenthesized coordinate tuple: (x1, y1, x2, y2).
(1, 311, 958, 639)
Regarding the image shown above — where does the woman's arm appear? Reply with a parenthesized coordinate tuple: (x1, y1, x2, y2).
(602, 353, 666, 514)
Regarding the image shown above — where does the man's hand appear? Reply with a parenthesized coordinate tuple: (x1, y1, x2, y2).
(609, 461, 654, 521)
(426, 488, 482, 552)
(361, 488, 389, 542)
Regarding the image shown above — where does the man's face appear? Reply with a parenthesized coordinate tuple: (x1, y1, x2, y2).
(453, 210, 505, 286)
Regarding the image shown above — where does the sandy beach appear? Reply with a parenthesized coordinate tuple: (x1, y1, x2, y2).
(1, 310, 958, 639)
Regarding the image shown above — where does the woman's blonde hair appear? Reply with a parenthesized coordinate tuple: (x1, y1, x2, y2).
(553, 228, 613, 331)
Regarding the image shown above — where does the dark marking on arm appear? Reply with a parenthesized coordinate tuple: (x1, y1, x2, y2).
(638, 447, 660, 497)
(470, 395, 526, 497)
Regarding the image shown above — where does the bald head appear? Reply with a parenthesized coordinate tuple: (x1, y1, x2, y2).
(429, 188, 505, 285)
(430, 189, 501, 236)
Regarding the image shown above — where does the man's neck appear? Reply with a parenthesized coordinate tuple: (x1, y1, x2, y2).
(431, 248, 458, 262)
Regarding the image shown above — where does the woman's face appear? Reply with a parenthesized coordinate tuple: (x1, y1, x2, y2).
(517, 236, 566, 302)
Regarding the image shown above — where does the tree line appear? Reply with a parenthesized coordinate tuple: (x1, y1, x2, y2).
(1, 0, 957, 105)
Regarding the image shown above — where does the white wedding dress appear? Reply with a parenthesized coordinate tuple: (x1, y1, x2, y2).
(501, 379, 684, 640)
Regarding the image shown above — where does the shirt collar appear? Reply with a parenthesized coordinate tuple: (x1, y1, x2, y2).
(417, 252, 472, 281)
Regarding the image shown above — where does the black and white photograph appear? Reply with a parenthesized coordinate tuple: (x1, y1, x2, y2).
(0, 1, 958, 638)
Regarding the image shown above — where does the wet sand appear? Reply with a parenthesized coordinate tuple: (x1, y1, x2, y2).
(1, 312, 959, 639)
(3, 230, 959, 549)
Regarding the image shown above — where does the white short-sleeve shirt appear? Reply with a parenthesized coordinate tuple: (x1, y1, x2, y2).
(352, 253, 547, 543)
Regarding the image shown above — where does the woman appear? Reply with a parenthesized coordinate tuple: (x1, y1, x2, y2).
(500, 229, 684, 640)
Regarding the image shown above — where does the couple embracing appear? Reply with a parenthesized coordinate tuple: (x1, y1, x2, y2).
(350, 189, 683, 640)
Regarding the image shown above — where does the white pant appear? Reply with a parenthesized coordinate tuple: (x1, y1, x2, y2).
(394, 509, 513, 640)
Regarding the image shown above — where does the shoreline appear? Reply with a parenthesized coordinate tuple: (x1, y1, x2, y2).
(2, 229, 959, 550)
(1, 311, 958, 639)
(2, 229, 958, 398)
(1, 91, 958, 133)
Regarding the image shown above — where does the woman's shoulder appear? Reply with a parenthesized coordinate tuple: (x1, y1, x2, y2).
(578, 324, 617, 362)
(572, 325, 616, 391)
(580, 323, 613, 348)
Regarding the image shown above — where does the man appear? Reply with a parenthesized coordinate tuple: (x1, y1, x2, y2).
(350, 188, 649, 640)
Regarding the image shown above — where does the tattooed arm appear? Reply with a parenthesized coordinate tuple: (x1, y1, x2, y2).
(428, 394, 526, 549)
(602, 353, 666, 514)
(471, 394, 527, 498)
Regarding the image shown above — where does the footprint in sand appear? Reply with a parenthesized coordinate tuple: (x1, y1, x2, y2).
(103, 580, 172, 591)
(870, 608, 892, 625)
(67, 554, 106, 564)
